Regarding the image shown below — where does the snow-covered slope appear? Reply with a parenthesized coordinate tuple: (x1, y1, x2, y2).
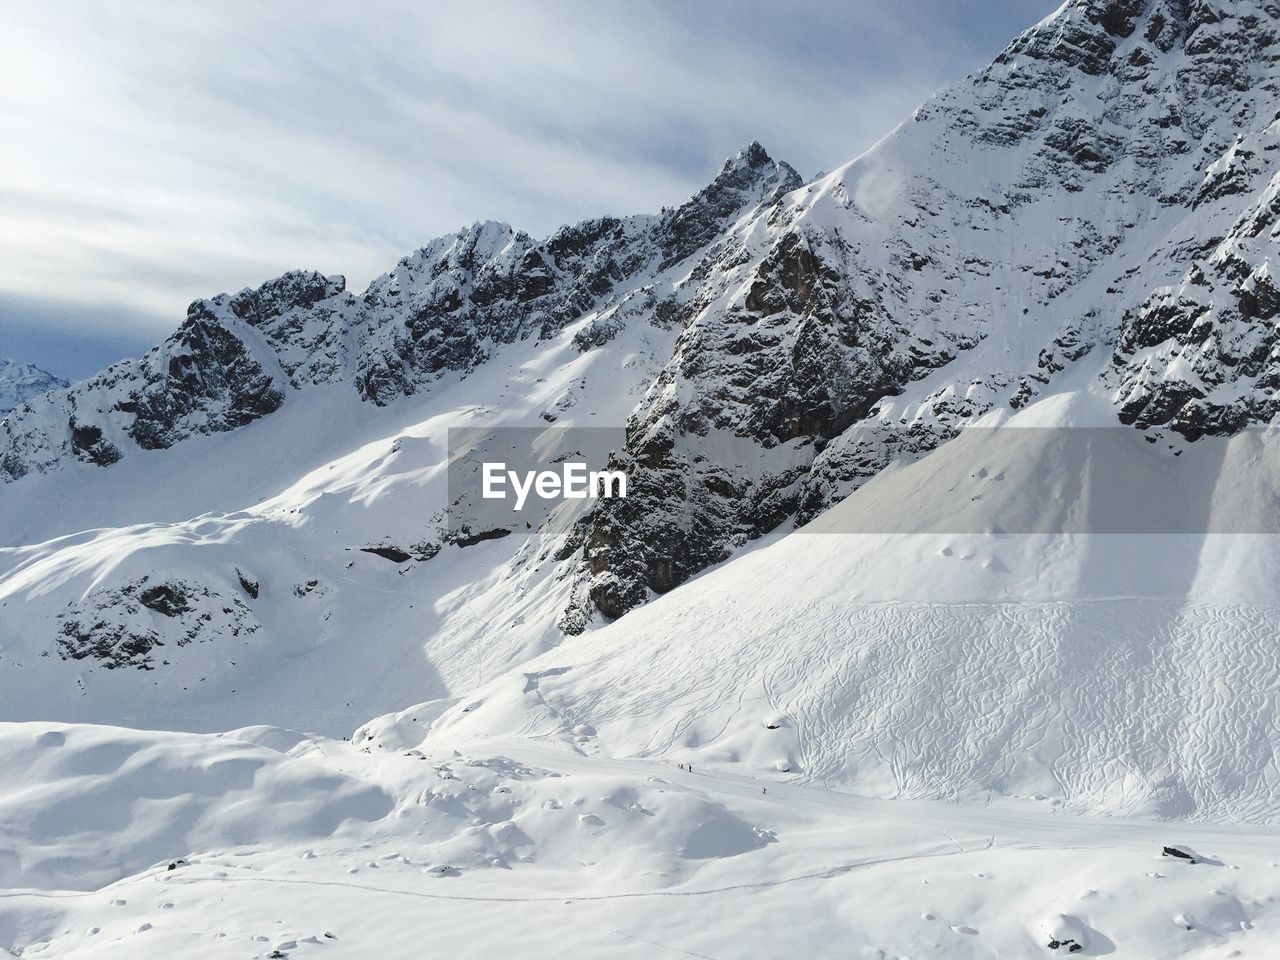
(429, 415, 1280, 821)
(0, 722, 391, 890)
(0, 359, 67, 417)
(0, 146, 801, 731)
(5, 723, 1280, 959)
(0, 314, 676, 732)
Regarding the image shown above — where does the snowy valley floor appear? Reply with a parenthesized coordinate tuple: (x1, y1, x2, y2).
(2, 724, 1279, 959)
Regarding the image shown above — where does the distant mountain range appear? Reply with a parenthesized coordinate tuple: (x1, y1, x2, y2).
(0, 358, 67, 417)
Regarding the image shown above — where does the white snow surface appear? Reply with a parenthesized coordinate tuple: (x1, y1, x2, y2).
(4, 726, 1280, 958)
(0, 304, 675, 731)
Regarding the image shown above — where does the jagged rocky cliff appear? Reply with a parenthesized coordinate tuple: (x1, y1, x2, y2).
(0, 146, 798, 480)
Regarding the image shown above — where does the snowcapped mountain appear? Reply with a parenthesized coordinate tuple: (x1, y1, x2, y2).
(0, 358, 68, 418)
(4, 1, 1280, 955)
(0, 0, 1278, 821)
(578, 0, 1280, 619)
(0, 143, 801, 731)
(0, 147, 798, 482)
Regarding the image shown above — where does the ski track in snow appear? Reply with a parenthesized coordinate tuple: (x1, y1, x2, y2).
(152, 843, 971, 904)
(433, 587, 1280, 822)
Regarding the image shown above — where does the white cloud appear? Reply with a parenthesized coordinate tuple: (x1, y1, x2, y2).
(0, 0, 1056, 350)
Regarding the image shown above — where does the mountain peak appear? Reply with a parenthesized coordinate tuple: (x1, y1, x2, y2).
(654, 143, 800, 269)
(0, 358, 69, 417)
(721, 140, 773, 174)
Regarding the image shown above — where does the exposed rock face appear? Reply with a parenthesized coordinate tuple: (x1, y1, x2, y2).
(653, 140, 801, 269)
(67, 419, 121, 467)
(126, 304, 288, 450)
(236, 569, 260, 600)
(56, 578, 258, 670)
(567, 0, 1280, 621)
(0, 288, 304, 478)
(1112, 164, 1280, 439)
(349, 145, 799, 405)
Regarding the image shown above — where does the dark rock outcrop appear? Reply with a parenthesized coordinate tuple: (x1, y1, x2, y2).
(56, 578, 258, 670)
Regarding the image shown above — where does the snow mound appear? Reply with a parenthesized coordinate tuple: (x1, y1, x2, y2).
(352, 699, 457, 752)
(0, 723, 393, 890)
(217, 724, 316, 754)
(410, 756, 770, 877)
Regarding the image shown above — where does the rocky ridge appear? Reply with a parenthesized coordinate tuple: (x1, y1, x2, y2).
(570, 0, 1280, 621)
(0, 146, 798, 481)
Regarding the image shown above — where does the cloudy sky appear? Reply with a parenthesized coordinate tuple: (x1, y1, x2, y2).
(1, 0, 1058, 378)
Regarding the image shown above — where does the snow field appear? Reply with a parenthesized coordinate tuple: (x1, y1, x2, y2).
(4, 725, 1280, 958)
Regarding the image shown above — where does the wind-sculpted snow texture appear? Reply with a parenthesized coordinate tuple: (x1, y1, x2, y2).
(0, 722, 392, 890)
(2, 0, 1280, 829)
(437, 590, 1280, 821)
(10, 723, 1280, 959)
